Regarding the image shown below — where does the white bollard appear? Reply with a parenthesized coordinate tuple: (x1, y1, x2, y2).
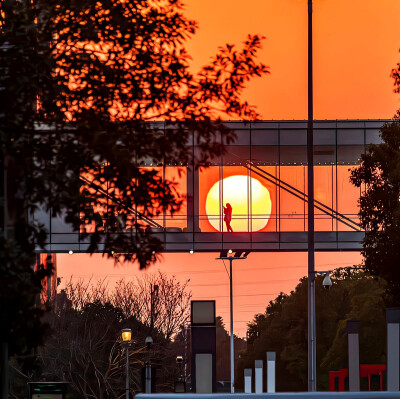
(244, 368, 252, 393)
(266, 352, 276, 393)
(255, 360, 263, 394)
(387, 309, 400, 391)
(346, 320, 360, 392)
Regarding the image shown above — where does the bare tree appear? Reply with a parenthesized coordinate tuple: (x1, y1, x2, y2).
(111, 272, 192, 341)
(62, 277, 111, 310)
(10, 272, 191, 396)
(63, 271, 192, 341)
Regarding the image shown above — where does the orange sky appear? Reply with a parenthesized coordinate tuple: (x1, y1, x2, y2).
(58, 251, 362, 337)
(185, 0, 400, 119)
(57, 1, 400, 336)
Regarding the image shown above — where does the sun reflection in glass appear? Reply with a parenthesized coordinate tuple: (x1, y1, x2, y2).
(205, 175, 272, 232)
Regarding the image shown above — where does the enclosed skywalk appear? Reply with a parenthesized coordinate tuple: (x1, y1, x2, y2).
(34, 119, 387, 253)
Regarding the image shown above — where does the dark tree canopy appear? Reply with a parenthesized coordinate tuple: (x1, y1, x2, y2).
(1, 0, 268, 268)
(349, 58, 400, 302)
(350, 118, 400, 303)
(0, 0, 268, 359)
(237, 270, 387, 391)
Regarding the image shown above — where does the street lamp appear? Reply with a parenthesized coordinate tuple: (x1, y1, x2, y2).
(121, 328, 132, 399)
(216, 249, 250, 394)
(174, 355, 186, 392)
(306, 0, 316, 392)
(309, 269, 332, 391)
(145, 336, 153, 393)
(176, 355, 184, 380)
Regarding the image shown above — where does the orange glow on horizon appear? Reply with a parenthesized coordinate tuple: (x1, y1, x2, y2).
(205, 175, 272, 232)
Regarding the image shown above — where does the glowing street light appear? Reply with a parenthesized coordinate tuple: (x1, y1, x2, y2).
(121, 328, 132, 342)
(121, 328, 132, 399)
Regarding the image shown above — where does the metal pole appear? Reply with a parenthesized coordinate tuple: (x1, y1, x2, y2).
(126, 343, 129, 399)
(145, 362, 152, 393)
(229, 258, 234, 394)
(307, 0, 316, 392)
(184, 327, 188, 384)
(1, 142, 8, 399)
(150, 284, 154, 333)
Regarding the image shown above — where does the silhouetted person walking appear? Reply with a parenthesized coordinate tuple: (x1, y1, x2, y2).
(224, 203, 233, 232)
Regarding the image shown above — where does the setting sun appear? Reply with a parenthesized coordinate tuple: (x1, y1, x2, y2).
(205, 175, 272, 232)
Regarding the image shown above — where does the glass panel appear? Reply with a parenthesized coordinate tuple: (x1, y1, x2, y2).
(225, 130, 250, 145)
(251, 129, 278, 145)
(251, 146, 279, 165)
(222, 167, 249, 232)
(280, 146, 307, 165)
(337, 129, 364, 145)
(142, 166, 164, 228)
(199, 166, 220, 232)
(279, 166, 307, 231)
(199, 165, 279, 233)
(337, 165, 360, 230)
(223, 145, 250, 165)
(337, 145, 364, 164)
(365, 129, 381, 144)
(314, 129, 336, 145)
(314, 166, 334, 231)
(194, 145, 220, 166)
(337, 121, 364, 128)
(164, 167, 187, 230)
(280, 129, 307, 145)
(253, 166, 278, 232)
(314, 146, 336, 165)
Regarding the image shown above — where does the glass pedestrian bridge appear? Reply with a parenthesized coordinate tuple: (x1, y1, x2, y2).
(34, 120, 387, 253)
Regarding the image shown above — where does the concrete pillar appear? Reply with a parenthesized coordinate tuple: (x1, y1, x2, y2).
(255, 360, 263, 393)
(266, 352, 276, 393)
(190, 301, 216, 393)
(386, 308, 400, 391)
(346, 320, 360, 392)
(244, 368, 252, 393)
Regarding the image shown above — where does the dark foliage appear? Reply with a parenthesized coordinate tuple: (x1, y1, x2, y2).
(350, 118, 400, 303)
(0, 0, 268, 360)
(10, 288, 189, 398)
(236, 270, 386, 391)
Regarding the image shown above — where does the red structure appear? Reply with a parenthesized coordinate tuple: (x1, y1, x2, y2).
(329, 365, 386, 392)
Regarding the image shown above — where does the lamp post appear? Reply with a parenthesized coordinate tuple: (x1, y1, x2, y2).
(309, 269, 332, 391)
(121, 328, 132, 399)
(307, 0, 316, 392)
(216, 250, 249, 394)
(145, 336, 153, 393)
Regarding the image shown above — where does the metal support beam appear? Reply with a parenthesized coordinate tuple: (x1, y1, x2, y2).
(307, 0, 316, 392)
(229, 257, 234, 394)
